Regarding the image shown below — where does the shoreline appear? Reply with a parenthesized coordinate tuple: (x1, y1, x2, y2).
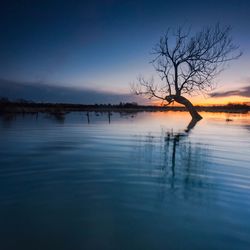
(0, 102, 249, 115)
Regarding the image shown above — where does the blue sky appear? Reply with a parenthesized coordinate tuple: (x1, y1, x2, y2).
(0, 0, 250, 103)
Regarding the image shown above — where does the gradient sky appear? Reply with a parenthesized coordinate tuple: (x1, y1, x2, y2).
(1, 0, 250, 104)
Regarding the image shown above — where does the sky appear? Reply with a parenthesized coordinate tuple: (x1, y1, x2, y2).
(0, 0, 250, 104)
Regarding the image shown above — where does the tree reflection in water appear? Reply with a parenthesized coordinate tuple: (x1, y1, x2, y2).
(132, 118, 209, 190)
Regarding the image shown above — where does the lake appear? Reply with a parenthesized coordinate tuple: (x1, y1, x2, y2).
(0, 111, 250, 250)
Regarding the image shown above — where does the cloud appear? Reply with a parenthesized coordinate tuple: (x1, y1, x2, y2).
(210, 86, 250, 98)
(0, 78, 147, 104)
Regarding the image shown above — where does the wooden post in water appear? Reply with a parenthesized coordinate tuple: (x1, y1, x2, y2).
(108, 111, 111, 124)
(86, 112, 90, 124)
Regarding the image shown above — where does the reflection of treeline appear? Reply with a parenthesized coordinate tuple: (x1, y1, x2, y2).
(0, 97, 249, 114)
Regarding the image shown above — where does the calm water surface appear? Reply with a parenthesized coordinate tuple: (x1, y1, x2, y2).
(0, 111, 250, 250)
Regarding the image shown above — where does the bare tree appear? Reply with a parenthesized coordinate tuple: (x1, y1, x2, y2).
(131, 24, 242, 120)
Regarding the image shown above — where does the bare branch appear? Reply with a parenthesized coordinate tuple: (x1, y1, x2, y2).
(131, 76, 166, 101)
(131, 23, 242, 117)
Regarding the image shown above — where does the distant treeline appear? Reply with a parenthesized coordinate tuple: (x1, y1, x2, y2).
(0, 98, 165, 113)
(0, 97, 249, 114)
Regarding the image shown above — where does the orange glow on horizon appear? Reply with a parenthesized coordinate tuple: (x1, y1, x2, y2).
(150, 95, 250, 106)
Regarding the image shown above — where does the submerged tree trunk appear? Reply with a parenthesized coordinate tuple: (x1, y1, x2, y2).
(167, 95, 202, 120)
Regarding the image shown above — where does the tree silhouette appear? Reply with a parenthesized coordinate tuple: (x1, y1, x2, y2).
(132, 24, 242, 120)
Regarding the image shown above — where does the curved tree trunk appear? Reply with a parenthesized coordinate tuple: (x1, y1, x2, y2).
(168, 95, 202, 120)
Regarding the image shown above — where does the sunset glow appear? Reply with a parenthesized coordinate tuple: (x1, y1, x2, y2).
(1, 1, 250, 249)
(152, 95, 250, 106)
(0, 1, 249, 105)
